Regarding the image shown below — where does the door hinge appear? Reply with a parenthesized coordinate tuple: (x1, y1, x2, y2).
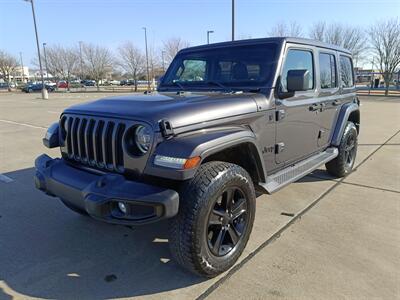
(275, 142, 285, 154)
(276, 109, 286, 121)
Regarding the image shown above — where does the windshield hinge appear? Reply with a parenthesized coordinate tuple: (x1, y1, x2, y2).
(159, 119, 174, 138)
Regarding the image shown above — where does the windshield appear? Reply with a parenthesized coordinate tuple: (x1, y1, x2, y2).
(159, 42, 279, 91)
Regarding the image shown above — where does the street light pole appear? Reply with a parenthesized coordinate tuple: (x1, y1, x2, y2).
(142, 27, 150, 92)
(231, 0, 235, 41)
(19, 52, 25, 83)
(207, 30, 214, 44)
(42, 42, 49, 81)
(24, 0, 47, 99)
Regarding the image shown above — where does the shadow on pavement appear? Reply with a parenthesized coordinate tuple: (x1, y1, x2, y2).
(298, 169, 337, 183)
(0, 167, 204, 299)
(0, 167, 337, 299)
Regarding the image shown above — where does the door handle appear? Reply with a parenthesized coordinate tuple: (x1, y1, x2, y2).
(309, 103, 321, 111)
(332, 100, 341, 106)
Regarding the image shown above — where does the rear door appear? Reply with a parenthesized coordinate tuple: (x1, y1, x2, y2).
(275, 44, 320, 164)
(316, 50, 341, 148)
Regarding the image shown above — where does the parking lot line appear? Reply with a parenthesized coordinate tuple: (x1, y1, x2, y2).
(0, 119, 47, 130)
(0, 174, 14, 183)
(197, 129, 400, 300)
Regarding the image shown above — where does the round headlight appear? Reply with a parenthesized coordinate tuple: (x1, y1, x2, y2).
(135, 125, 151, 153)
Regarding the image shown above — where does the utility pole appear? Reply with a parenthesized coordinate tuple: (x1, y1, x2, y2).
(42, 42, 49, 81)
(24, 0, 47, 99)
(142, 27, 150, 91)
(19, 52, 25, 83)
(207, 30, 214, 44)
(232, 0, 235, 41)
(79, 41, 84, 80)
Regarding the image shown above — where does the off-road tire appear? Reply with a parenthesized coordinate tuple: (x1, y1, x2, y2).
(326, 121, 358, 177)
(61, 199, 88, 216)
(169, 161, 256, 278)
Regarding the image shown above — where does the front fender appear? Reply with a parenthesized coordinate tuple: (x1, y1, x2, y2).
(143, 126, 266, 181)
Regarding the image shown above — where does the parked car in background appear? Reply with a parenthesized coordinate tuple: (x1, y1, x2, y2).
(22, 83, 55, 93)
(45, 81, 57, 87)
(120, 79, 135, 86)
(104, 79, 121, 86)
(57, 81, 69, 88)
(81, 80, 96, 86)
(0, 82, 16, 89)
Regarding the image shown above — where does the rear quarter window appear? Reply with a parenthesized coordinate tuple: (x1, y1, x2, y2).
(339, 56, 354, 88)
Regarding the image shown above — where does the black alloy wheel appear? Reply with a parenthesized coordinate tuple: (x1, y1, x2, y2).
(207, 187, 248, 257)
(344, 134, 356, 168)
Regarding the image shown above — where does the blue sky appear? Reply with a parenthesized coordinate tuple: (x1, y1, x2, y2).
(1, 0, 399, 67)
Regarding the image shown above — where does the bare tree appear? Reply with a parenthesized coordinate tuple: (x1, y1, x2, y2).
(309, 21, 326, 41)
(309, 22, 367, 64)
(32, 45, 79, 90)
(368, 18, 400, 96)
(0, 50, 19, 87)
(148, 45, 165, 84)
(162, 37, 190, 65)
(118, 42, 144, 91)
(268, 21, 303, 37)
(82, 43, 114, 90)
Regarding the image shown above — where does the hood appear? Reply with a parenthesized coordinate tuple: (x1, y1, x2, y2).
(63, 91, 260, 130)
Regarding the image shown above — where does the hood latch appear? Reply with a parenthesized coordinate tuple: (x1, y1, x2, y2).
(159, 119, 174, 138)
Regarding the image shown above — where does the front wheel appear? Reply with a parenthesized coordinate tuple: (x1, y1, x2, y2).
(326, 121, 358, 177)
(169, 161, 256, 277)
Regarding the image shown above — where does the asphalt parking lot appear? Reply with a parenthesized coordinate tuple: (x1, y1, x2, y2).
(0, 92, 399, 299)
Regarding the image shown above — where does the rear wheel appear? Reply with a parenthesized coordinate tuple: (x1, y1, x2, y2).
(169, 161, 256, 277)
(326, 121, 358, 177)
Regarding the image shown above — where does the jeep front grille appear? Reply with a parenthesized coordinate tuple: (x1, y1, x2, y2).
(61, 115, 126, 173)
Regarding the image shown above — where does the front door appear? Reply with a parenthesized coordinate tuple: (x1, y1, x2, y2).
(275, 45, 320, 164)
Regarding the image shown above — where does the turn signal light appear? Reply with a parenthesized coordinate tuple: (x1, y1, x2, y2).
(183, 156, 201, 169)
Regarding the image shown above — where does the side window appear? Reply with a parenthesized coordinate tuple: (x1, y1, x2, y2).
(319, 53, 337, 89)
(281, 49, 314, 92)
(176, 59, 206, 82)
(340, 56, 354, 88)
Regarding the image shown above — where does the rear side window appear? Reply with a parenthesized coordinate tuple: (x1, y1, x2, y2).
(319, 53, 337, 89)
(281, 49, 314, 92)
(340, 56, 354, 88)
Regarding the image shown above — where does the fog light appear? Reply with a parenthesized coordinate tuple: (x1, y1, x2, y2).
(118, 202, 127, 214)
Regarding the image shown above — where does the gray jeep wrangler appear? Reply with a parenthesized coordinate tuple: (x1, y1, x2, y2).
(35, 37, 360, 277)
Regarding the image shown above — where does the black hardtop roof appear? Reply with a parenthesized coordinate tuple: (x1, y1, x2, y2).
(179, 37, 352, 55)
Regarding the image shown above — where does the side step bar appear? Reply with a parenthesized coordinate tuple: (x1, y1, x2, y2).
(260, 147, 338, 194)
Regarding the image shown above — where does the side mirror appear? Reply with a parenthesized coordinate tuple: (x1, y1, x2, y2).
(287, 69, 310, 92)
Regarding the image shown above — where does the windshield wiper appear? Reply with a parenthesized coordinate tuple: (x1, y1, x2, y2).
(205, 80, 233, 92)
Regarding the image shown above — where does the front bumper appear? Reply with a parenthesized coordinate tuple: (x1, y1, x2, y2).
(34, 154, 179, 225)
